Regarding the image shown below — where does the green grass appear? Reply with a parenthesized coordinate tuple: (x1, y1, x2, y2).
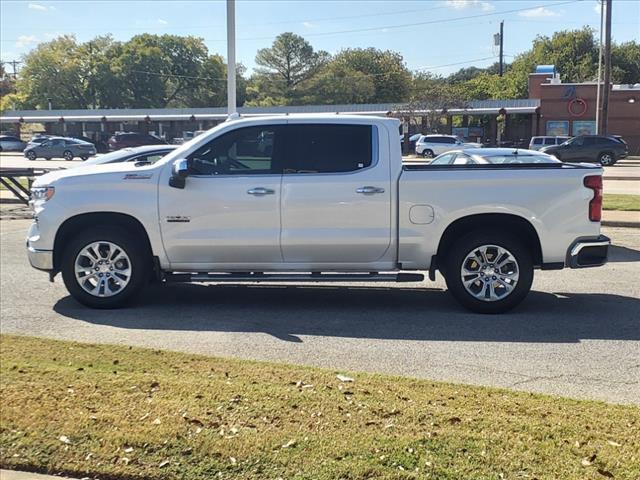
(603, 194, 640, 211)
(0, 177, 30, 192)
(1, 335, 638, 480)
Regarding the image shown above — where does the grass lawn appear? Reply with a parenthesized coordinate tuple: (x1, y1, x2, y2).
(603, 194, 640, 211)
(0, 177, 30, 192)
(1, 336, 638, 479)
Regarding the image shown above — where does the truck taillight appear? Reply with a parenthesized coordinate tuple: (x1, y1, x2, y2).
(584, 175, 602, 222)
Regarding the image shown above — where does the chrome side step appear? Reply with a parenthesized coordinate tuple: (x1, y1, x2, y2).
(165, 272, 424, 283)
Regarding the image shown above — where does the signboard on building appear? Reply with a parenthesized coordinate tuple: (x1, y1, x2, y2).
(572, 120, 596, 135)
(546, 120, 569, 136)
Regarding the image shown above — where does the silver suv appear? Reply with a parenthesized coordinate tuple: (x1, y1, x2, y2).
(529, 136, 571, 151)
(415, 135, 482, 158)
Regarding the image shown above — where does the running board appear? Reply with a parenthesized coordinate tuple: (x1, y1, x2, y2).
(165, 272, 424, 283)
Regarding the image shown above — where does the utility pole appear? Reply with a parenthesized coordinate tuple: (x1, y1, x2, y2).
(226, 0, 237, 115)
(601, 0, 612, 134)
(595, 0, 604, 134)
(499, 20, 504, 77)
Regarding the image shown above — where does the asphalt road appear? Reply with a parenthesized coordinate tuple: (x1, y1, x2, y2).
(1, 219, 639, 404)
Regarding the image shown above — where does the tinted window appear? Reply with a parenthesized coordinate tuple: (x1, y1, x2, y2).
(583, 137, 598, 146)
(284, 124, 372, 174)
(543, 138, 555, 145)
(532, 138, 543, 145)
(444, 137, 457, 144)
(188, 126, 282, 175)
(1, 136, 19, 142)
(426, 137, 443, 144)
(49, 139, 64, 146)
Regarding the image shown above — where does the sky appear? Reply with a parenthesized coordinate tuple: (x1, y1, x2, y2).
(1, 0, 639, 77)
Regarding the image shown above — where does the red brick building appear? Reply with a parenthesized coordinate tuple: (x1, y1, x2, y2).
(529, 71, 640, 154)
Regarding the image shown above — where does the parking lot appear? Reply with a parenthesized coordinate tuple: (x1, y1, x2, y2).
(1, 218, 638, 404)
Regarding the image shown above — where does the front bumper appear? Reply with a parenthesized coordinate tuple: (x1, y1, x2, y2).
(27, 245, 53, 270)
(567, 235, 610, 268)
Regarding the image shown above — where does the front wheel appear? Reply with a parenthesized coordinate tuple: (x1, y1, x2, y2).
(61, 227, 149, 308)
(63, 150, 74, 161)
(443, 231, 533, 314)
(422, 149, 435, 158)
(26, 151, 37, 161)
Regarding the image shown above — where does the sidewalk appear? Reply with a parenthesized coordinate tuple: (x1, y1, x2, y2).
(0, 470, 78, 480)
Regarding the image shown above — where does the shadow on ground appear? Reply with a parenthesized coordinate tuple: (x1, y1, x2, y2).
(54, 283, 640, 344)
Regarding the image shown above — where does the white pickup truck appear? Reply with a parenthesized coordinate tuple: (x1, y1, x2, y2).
(27, 115, 610, 313)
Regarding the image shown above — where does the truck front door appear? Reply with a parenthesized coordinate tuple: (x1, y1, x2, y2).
(158, 124, 285, 269)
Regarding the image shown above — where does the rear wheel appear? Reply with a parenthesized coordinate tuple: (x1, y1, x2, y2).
(443, 231, 533, 314)
(61, 226, 149, 308)
(26, 151, 37, 161)
(422, 149, 435, 158)
(598, 151, 615, 166)
(63, 150, 74, 161)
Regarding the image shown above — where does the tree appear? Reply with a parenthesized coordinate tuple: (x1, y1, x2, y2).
(304, 62, 375, 104)
(404, 72, 469, 132)
(611, 41, 640, 84)
(252, 32, 329, 103)
(330, 48, 412, 103)
(17, 35, 90, 109)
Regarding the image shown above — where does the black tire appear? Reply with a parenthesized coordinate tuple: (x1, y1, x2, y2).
(61, 226, 149, 309)
(26, 151, 37, 161)
(443, 231, 534, 314)
(80, 155, 89, 161)
(63, 150, 74, 161)
(422, 149, 435, 158)
(44, 157, 52, 160)
(598, 151, 615, 166)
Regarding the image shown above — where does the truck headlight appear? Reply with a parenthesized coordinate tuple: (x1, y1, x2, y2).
(31, 186, 55, 202)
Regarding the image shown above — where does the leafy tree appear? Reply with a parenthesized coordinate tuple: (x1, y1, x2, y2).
(17, 35, 90, 109)
(331, 48, 412, 103)
(304, 63, 375, 104)
(611, 41, 640, 84)
(252, 32, 329, 103)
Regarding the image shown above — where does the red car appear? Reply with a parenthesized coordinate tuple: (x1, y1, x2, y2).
(107, 132, 166, 151)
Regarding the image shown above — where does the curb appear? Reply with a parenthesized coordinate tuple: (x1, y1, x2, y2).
(604, 176, 640, 181)
(602, 220, 640, 228)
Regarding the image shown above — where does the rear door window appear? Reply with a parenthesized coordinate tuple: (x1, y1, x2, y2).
(532, 138, 543, 145)
(543, 138, 555, 145)
(284, 124, 373, 174)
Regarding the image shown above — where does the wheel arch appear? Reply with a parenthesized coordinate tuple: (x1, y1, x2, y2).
(53, 212, 153, 271)
(435, 213, 543, 268)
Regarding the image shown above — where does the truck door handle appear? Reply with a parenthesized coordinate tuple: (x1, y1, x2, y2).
(356, 186, 385, 194)
(247, 187, 275, 196)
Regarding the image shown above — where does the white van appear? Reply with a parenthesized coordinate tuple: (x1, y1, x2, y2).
(529, 136, 570, 151)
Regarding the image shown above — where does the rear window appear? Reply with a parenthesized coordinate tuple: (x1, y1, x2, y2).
(285, 124, 373, 174)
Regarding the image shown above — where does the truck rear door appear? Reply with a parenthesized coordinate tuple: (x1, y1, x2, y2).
(280, 123, 392, 264)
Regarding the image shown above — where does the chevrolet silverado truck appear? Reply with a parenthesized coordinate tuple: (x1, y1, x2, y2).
(27, 115, 610, 313)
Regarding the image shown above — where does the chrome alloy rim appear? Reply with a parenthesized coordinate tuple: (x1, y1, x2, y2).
(600, 154, 613, 165)
(460, 244, 519, 302)
(74, 241, 131, 297)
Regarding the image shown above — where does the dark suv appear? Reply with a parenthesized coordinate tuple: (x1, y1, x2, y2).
(107, 132, 166, 151)
(540, 135, 628, 166)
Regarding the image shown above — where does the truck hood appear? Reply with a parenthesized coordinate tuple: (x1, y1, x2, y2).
(33, 162, 160, 187)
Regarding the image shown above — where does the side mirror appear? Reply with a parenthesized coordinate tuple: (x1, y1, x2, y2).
(169, 158, 189, 189)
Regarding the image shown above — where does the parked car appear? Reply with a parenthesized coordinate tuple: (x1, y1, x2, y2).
(26, 135, 52, 148)
(528, 136, 571, 151)
(71, 135, 109, 153)
(0, 135, 26, 152)
(108, 132, 166, 151)
(429, 148, 560, 165)
(540, 135, 628, 166)
(24, 137, 96, 161)
(27, 115, 609, 314)
(79, 145, 178, 167)
(415, 134, 482, 158)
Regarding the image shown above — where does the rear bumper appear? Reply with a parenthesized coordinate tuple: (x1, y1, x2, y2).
(567, 235, 610, 268)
